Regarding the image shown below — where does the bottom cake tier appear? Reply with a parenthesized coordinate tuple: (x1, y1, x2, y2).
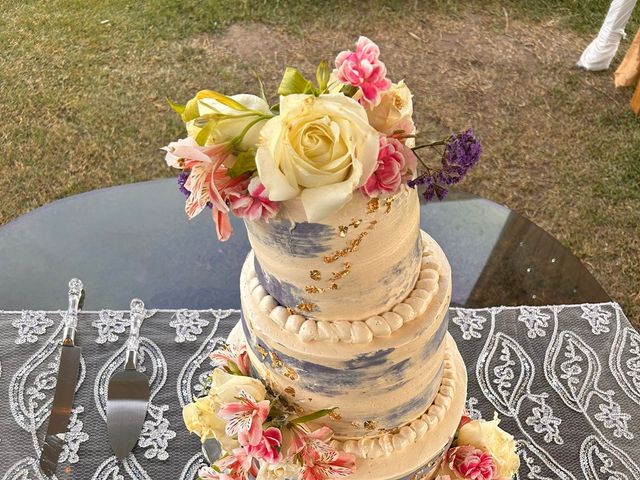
(228, 324, 468, 480)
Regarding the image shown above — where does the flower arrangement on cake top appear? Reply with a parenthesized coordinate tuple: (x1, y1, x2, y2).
(162, 36, 481, 241)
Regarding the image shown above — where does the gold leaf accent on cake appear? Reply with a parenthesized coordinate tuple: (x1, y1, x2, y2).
(284, 386, 296, 397)
(328, 283, 339, 290)
(338, 225, 348, 238)
(384, 194, 398, 213)
(283, 366, 299, 381)
(310, 269, 322, 281)
(296, 301, 315, 312)
(329, 410, 343, 421)
(367, 198, 380, 213)
(286, 307, 296, 315)
(269, 351, 283, 369)
(349, 218, 362, 228)
(305, 285, 323, 294)
(364, 420, 378, 430)
(330, 262, 351, 281)
(256, 345, 268, 360)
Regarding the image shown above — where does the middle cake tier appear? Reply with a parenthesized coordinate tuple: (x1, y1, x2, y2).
(239, 230, 452, 439)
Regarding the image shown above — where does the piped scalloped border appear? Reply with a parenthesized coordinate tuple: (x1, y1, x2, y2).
(329, 344, 457, 460)
(246, 241, 443, 343)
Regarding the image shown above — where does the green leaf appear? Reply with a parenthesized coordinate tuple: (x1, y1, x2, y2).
(167, 98, 185, 115)
(195, 89, 249, 112)
(182, 97, 201, 122)
(227, 150, 257, 178)
(340, 84, 359, 97)
(290, 408, 337, 425)
(257, 75, 268, 104)
(278, 67, 315, 96)
(316, 60, 330, 93)
(195, 121, 214, 146)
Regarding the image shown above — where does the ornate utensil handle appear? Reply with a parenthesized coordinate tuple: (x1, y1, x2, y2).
(62, 278, 83, 346)
(124, 298, 145, 370)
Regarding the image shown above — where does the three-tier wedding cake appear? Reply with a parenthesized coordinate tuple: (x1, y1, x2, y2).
(166, 36, 519, 480)
(233, 186, 468, 479)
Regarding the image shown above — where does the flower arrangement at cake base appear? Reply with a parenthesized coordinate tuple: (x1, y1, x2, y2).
(183, 343, 520, 480)
(183, 343, 356, 480)
(434, 416, 520, 480)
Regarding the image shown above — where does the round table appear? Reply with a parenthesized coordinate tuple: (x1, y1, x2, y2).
(0, 179, 610, 310)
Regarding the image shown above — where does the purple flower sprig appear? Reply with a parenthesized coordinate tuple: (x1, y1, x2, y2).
(407, 128, 482, 201)
(178, 170, 213, 208)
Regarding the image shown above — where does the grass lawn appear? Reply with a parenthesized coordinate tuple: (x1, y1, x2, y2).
(1, 1, 638, 320)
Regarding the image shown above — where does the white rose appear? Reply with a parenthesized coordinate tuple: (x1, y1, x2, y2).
(209, 368, 267, 404)
(366, 81, 415, 138)
(255, 94, 379, 222)
(186, 93, 271, 150)
(456, 417, 520, 479)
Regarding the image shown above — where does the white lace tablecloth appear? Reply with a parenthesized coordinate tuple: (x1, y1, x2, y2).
(0, 303, 638, 479)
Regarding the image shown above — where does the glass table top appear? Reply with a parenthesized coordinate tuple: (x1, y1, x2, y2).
(0, 179, 610, 310)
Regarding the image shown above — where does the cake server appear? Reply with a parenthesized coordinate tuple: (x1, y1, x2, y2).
(107, 298, 150, 460)
(40, 278, 84, 477)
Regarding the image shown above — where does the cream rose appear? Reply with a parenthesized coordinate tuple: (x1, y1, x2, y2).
(182, 370, 266, 452)
(186, 93, 271, 150)
(208, 368, 267, 404)
(456, 417, 520, 479)
(366, 81, 415, 139)
(255, 94, 379, 222)
(182, 396, 237, 451)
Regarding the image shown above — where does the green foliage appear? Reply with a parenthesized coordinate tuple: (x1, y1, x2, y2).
(290, 408, 337, 424)
(278, 67, 316, 96)
(227, 150, 257, 178)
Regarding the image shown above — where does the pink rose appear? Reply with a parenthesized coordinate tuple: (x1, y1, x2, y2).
(240, 426, 283, 464)
(229, 177, 280, 221)
(362, 135, 415, 197)
(335, 36, 391, 107)
(444, 445, 497, 480)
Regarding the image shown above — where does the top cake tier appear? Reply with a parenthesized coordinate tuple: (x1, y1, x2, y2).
(244, 186, 422, 321)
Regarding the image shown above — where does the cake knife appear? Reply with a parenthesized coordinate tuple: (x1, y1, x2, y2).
(107, 298, 150, 460)
(39, 278, 84, 477)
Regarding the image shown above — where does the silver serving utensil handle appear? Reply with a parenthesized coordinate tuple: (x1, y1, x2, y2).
(62, 278, 83, 346)
(124, 299, 145, 370)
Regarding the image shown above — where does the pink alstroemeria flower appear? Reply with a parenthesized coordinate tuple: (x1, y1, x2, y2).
(214, 448, 259, 480)
(239, 426, 283, 465)
(229, 177, 280, 221)
(198, 466, 236, 480)
(445, 445, 497, 480)
(286, 425, 356, 480)
(300, 449, 356, 480)
(335, 36, 391, 107)
(210, 343, 251, 376)
(161, 137, 249, 241)
(218, 391, 270, 446)
(362, 135, 416, 197)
